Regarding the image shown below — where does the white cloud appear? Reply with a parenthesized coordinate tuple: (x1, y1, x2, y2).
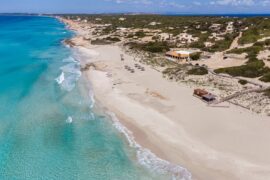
(106, 0, 153, 5)
(106, 0, 185, 8)
(193, 1, 202, 6)
(210, 0, 254, 6)
(159, 0, 185, 8)
(261, 0, 270, 6)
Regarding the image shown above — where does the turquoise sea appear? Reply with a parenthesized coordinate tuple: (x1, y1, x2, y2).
(0, 16, 190, 180)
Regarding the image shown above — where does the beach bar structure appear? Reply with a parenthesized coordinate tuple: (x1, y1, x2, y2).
(165, 50, 198, 63)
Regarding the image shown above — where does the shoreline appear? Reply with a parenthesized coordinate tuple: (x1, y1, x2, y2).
(60, 18, 192, 179)
(60, 17, 270, 180)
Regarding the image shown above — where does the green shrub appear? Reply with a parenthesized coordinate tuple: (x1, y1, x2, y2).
(263, 89, 270, 98)
(239, 28, 260, 44)
(189, 41, 205, 49)
(206, 33, 238, 52)
(106, 37, 121, 42)
(228, 46, 262, 56)
(214, 60, 270, 78)
(126, 41, 170, 53)
(152, 36, 159, 40)
(259, 72, 270, 82)
(187, 67, 208, 75)
(126, 34, 134, 38)
(135, 31, 146, 38)
(238, 79, 248, 85)
(91, 39, 111, 45)
(190, 52, 201, 60)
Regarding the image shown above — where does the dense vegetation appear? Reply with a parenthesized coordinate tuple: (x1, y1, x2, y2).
(126, 41, 170, 53)
(228, 39, 270, 57)
(238, 79, 248, 85)
(105, 36, 121, 42)
(215, 60, 270, 78)
(91, 36, 121, 45)
(187, 66, 208, 75)
(239, 18, 270, 44)
(263, 89, 270, 98)
(62, 14, 270, 53)
(190, 52, 201, 60)
(260, 72, 270, 82)
(215, 38, 270, 80)
(207, 33, 238, 52)
(62, 14, 233, 32)
(91, 38, 112, 45)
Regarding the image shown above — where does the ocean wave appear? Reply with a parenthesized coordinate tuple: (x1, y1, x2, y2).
(66, 116, 73, 123)
(90, 112, 95, 121)
(55, 72, 65, 84)
(62, 56, 78, 63)
(89, 90, 95, 109)
(60, 62, 81, 75)
(61, 73, 81, 91)
(107, 112, 192, 180)
(57, 58, 82, 92)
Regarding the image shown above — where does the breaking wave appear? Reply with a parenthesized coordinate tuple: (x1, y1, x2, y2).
(107, 112, 192, 180)
(89, 89, 95, 109)
(62, 56, 78, 63)
(66, 116, 73, 123)
(56, 57, 81, 92)
(55, 72, 65, 84)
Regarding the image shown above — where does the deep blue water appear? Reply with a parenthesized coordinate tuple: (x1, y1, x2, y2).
(0, 15, 175, 179)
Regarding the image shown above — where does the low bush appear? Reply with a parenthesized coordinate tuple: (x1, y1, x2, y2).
(135, 31, 146, 38)
(259, 72, 270, 82)
(127, 41, 170, 53)
(263, 89, 270, 98)
(106, 37, 121, 42)
(238, 79, 248, 85)
(239, 28, 260, 44)
(187, 66, 208, 75)
(91, 39, 112, 45)
(227, 46, 263, 57)
(214, 60, 270, 78)
(190, 52, 201, 60)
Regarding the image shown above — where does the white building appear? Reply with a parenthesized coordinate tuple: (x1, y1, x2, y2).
(226, 22, 234, 33)
(119, 17, 126, 21)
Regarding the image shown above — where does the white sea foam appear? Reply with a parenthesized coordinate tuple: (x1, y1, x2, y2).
(66, 116, 73, 123)
(89, 112, 95, 121)
(60, 63, 81, 75)
(63, 56, 78, 63)
(55, 72, 65, 84)
(57, 58, 82, 91)
(107, 112, 192, 180)
(89, 90, 95, 109)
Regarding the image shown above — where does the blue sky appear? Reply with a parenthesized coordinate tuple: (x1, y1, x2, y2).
(0, 0, 270, 14)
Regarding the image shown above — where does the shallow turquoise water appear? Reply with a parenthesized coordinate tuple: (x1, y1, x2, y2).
(0, 15, 164, 180)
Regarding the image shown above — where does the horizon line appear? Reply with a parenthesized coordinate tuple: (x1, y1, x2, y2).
(1, 12, 270, 16)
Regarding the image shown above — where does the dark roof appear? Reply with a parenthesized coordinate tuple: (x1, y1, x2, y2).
(202, 94, 215, 100)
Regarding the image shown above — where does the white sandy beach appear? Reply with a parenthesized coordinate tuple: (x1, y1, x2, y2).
(62, 18, 270, 180)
